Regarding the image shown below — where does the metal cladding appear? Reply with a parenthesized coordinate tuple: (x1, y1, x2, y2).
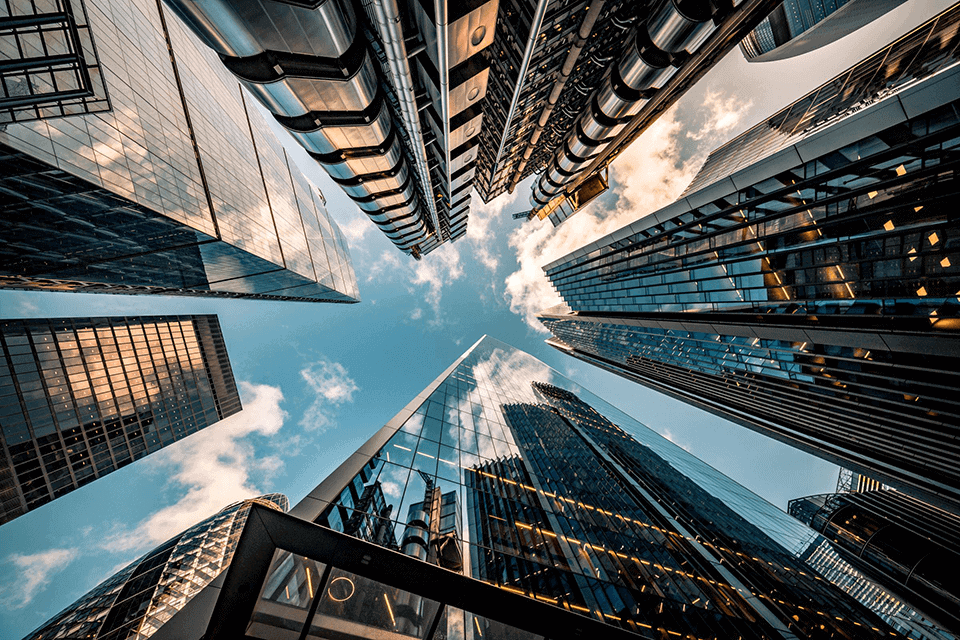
(532, 0, 717, 208)
(164, 0, 495, 258)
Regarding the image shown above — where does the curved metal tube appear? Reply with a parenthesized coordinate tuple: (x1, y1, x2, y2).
(164, 0, 431, 255)
(531, 0, 714, 208)
(646, 0, 715, 54)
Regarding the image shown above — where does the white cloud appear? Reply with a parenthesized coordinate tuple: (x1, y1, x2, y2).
(465, 186, 524, 273)
(0, 548, 78, 609)
(103, 382, 287, 552)
(504, 93, 751, 331)
(299, 359, 359, 431)
(685, 90, 752, 142)
(366, 250, 404, 283)
(658, 428, 692, 453)
(411, 242, 463, 323)
(19, 299, 39, 314)
(410, 307, 423, 320)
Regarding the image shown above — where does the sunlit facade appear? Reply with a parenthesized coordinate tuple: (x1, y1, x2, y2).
(146, 336, 957, 640)
(0, 315, 240, 525)
(540, 5, 960, 514)
(0, 0, 358, 303)
(21, 494, 289, 640)
(790, 489, 960, 634)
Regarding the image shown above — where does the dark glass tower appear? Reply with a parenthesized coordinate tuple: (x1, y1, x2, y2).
(21, 494, 289, 640)
(539, 5, 960, 514)
(149, 336, 951, 640)
(789, 488, 960, 634)
(0, 315, 240, 525)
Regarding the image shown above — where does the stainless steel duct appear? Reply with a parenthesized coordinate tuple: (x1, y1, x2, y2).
(531, 0, 717, 207)
(506, 0, 608, 194)
(163, 0, 429, 254)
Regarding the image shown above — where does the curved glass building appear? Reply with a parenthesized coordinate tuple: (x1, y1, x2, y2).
(21, 494, 289, 640)
(740, 0, 905, 63)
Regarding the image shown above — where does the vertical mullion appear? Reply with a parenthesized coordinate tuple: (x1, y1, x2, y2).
(296, 561, 333, 640)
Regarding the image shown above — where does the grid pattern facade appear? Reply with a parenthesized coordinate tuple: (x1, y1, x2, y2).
(0, 0, 358, 303)
(541, 61, 960, 512)
(0, 0, 111, 124)
(307, 336, 911, 639)
(790, 490, 960, 633)
(23, 494, 289, 640)
(0, 315, 240, 525)
(797, 540, 954, 640)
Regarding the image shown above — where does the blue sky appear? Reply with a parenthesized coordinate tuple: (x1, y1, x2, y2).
(0, 2, 948, 636)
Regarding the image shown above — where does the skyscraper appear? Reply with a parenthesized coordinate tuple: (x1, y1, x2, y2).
(147, 336, 943, 640)
(790, 488, 960, 634)
(0, 0, 358, 303)
(1, 0, 111, 124)
(0, 315, 240, 525)
(163, 0, 496, 257)
(739, 0, 906, 62)
(160, 1, 790, 249)
(22, 494, 289, 640)
(539, 5, 960, 513)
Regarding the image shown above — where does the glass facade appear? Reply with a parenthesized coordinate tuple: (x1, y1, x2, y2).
(0, 315, 240, 525)
(789, 489, 960, 634)
(739, 0, 904, 63)
(271, 335, 921, 639)
(539, 6, 960, 514)
(0, 0, 111, 124)
(22, 493, 289, 640)
(0, 0, 358, 303)
(695, 4, 960, 194)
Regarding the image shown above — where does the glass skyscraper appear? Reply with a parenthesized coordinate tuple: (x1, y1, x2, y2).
(22, 493, 289, 640)
(789, 488, 960, 634)
(144, 336, 951, 640)
(0, 315, 240, 525)
(739, 0, 905, 62)
(0, 0, 358, 303)
(0, 0, 111, 124)
(539, 5, 960, 514)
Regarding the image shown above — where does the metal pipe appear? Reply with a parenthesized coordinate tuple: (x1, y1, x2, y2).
(367, 0, 441, 236)
(435, 0, 452, 242)
(530, 0, 718, 209)
(489, 0, 551, 185)
(558, 0, 782, 201)
(507, 1, 606, 193)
